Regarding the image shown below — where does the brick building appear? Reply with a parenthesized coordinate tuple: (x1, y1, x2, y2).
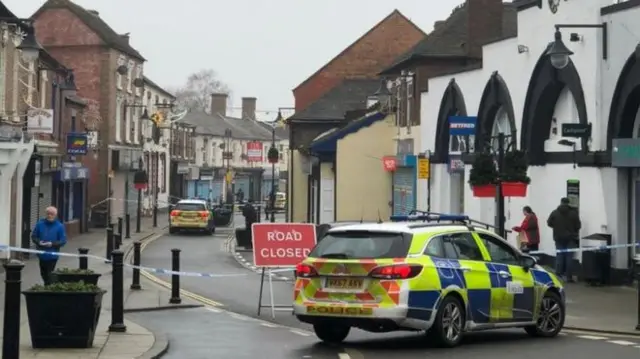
(286, 9, 425, 222)
(32, 0, 147, 224)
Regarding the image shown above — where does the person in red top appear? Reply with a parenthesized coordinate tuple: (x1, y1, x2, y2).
(512, 206, 540, 252)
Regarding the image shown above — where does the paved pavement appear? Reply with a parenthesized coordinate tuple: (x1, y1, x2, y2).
(0, 217, 175, 358)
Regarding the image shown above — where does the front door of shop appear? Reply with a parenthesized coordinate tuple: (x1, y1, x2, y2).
(392, 167, 415, 216)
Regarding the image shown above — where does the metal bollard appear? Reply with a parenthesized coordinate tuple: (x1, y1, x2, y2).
(105, 228, 114, 262)
(130, 242, 142, 290)
(169, 248, 181, 304)
(125, 213, 131, 239)
(2, 260, 24, 359)
(153, 205, 158, 228)
(117, 217, 123, 238)
(78, 248, 89, 270)
(114, 232, 122, 250)
(109, 250, 127, 332)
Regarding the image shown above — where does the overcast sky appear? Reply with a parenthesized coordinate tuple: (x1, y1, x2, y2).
(6, 0, 461, 117)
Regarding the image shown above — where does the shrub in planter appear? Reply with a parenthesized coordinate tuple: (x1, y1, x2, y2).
(23, 281, 106, 348)
(501, 149, 531, 197)
(468, 151, 499, 197)
(53, 268, 101, 285)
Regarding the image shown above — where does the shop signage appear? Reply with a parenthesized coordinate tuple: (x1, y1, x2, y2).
(57, 163, 89, 181)
(176, 163, 189, 174)
(561, 123, 591, 138)
(200, 169, 214, 181)
(612, 138, 640, 167)
(448, 116, 477, 136)
(448, 154, 465, 173)
(417, 158, 430, 179)
(66, 133, 88, 155)
(382, 156, 397, 172)
(246, 141, 263, 162)
(27, 108, 54, 134)
(396, 139, 414, 155)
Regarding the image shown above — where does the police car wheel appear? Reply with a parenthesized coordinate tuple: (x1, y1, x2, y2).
(525, 291, 565, 337)
(428, 295, 465, 347)
(312, 323, 350, 343)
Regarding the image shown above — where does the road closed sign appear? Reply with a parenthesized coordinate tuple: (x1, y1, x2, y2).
(251, 223, 317, 267)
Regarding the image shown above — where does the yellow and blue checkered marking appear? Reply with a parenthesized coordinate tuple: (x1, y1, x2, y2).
(407, 259, 559, 323)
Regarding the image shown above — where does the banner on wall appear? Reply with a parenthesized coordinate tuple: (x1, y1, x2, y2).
(448, 116, 477, 136)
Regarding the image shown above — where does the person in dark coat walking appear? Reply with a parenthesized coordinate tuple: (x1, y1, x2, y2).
(547, 197, 581, 282)
(512, 206, 540, 253)
(242, 200, 258, 230)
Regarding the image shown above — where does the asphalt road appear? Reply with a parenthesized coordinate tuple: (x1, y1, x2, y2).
(129, 307, 640, 359)
(141, 214, 640, 357)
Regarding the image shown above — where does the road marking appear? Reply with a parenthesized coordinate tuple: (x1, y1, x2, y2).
(260, 322, 279, 328)
(607, 340, 637, 346)
(290, 329, 311, 336)
(205, 307, 221, 313)
(577, 335, 608, 340)
(338, 354, 350, 359)
(229, 312, 248, 320)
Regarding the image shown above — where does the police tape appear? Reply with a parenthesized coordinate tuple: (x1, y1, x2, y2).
(528, 242, 640, 255)
(0, 245, 294, 278)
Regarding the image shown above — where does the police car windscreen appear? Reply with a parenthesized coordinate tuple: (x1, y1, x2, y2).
(308, 231, 411, 259)
(175, 203, 206, 211)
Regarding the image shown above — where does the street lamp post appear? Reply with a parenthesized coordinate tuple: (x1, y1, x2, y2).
(546, 23, 607, 70)
(267, 112, 282, 223)
(123, 102, 146, 226)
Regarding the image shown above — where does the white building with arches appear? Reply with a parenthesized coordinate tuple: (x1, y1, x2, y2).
(419, 0, 640, 279)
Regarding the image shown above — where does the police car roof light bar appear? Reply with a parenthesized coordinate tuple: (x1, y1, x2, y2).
(390, 213, 469, 223)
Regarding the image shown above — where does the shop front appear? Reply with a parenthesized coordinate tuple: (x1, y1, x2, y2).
(392, 139, 417, 216)
(169, 161, 189, 204)
(54, 162, 89, 237)
(186, 167, 223, 203)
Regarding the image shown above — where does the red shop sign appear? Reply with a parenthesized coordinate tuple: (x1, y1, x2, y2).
(246, 141, 263, 162)
(382, 156, 397, 172)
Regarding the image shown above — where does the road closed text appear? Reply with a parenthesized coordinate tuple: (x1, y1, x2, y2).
(260, 247, 311, 259)
(252, 223, 317, 267)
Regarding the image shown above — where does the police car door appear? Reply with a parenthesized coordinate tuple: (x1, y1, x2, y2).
(475, 232, 535, 322)
(438, 232, 500, 324)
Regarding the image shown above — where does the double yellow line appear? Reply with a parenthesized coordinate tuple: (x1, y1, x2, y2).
(133, 233, 224, 308)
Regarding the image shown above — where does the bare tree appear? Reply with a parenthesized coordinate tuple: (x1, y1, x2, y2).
(172, 69, 231, 113)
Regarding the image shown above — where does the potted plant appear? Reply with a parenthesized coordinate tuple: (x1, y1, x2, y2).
(53, 267, 101, 285)
(23, 281, 106, 348)
(468, 151, 498, 197)
(501, 149, 530, 197)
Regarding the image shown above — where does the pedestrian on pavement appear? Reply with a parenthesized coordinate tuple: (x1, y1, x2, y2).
(547, 197, 581, 282)
(236, 188, 245, 203)
(512, 206, 540, 253)
(31, 206, 67, 285)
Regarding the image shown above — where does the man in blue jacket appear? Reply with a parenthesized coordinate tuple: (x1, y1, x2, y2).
(31, 206, 67, 285)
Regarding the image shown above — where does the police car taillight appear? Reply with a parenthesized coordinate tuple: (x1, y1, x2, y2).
(295, 263, 318, 278)
(369, 264, 422, 279)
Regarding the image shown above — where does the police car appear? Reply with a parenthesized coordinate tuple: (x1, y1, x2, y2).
(169, 199, 215, 235)
(293, 212, 565, 347)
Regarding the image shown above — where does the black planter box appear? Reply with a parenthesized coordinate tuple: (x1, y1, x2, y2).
(235, 228, 252, 249)
(23, 290, 106, 348)
(53, 273, 101, 285)
(213, 213, 232, 227)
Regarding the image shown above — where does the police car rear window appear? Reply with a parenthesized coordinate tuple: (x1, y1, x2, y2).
(308, 231, 411, 259)
(175, 203, 206, 211)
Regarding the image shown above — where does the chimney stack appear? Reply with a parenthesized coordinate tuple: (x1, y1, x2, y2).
(120, 33, 130, 44)
(466, 0, 503, 58)
(210, 93, 228, 117)
(241, 97, 256, 121)
(87, 10, 99, 16)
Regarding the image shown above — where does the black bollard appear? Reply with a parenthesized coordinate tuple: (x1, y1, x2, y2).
(117, 217, 123, 238)
(130, 241, 142, 290)
(105, 227, 114, 262)
(2, 260, 24, 359)
(78, 247, 89, 270)
(153, 205, 158, 228)
(136, 189, 142, 233)
(109, 250, 127, 332)
(116, 232, 122, 249)
(636, 255, 640, 331)
(169, 248, 181, 304)
(125, 213, 131, 239)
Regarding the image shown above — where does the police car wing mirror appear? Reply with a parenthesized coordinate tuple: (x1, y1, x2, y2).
(520, 255, 537, 271)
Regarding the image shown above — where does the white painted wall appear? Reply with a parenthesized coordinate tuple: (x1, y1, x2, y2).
(418, 1, 640, 268)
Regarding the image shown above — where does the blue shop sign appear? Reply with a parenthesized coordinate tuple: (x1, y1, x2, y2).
(449, 116, 477, 136)
(66, 133, 88, 155)
(56, 163, 89, 181)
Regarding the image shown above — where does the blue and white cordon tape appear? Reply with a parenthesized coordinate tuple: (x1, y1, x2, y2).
(0, 242, 637, 279)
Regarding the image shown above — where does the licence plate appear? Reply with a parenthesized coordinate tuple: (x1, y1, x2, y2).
(324, 277, 364, 290)
(181, 212, 197, 217)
